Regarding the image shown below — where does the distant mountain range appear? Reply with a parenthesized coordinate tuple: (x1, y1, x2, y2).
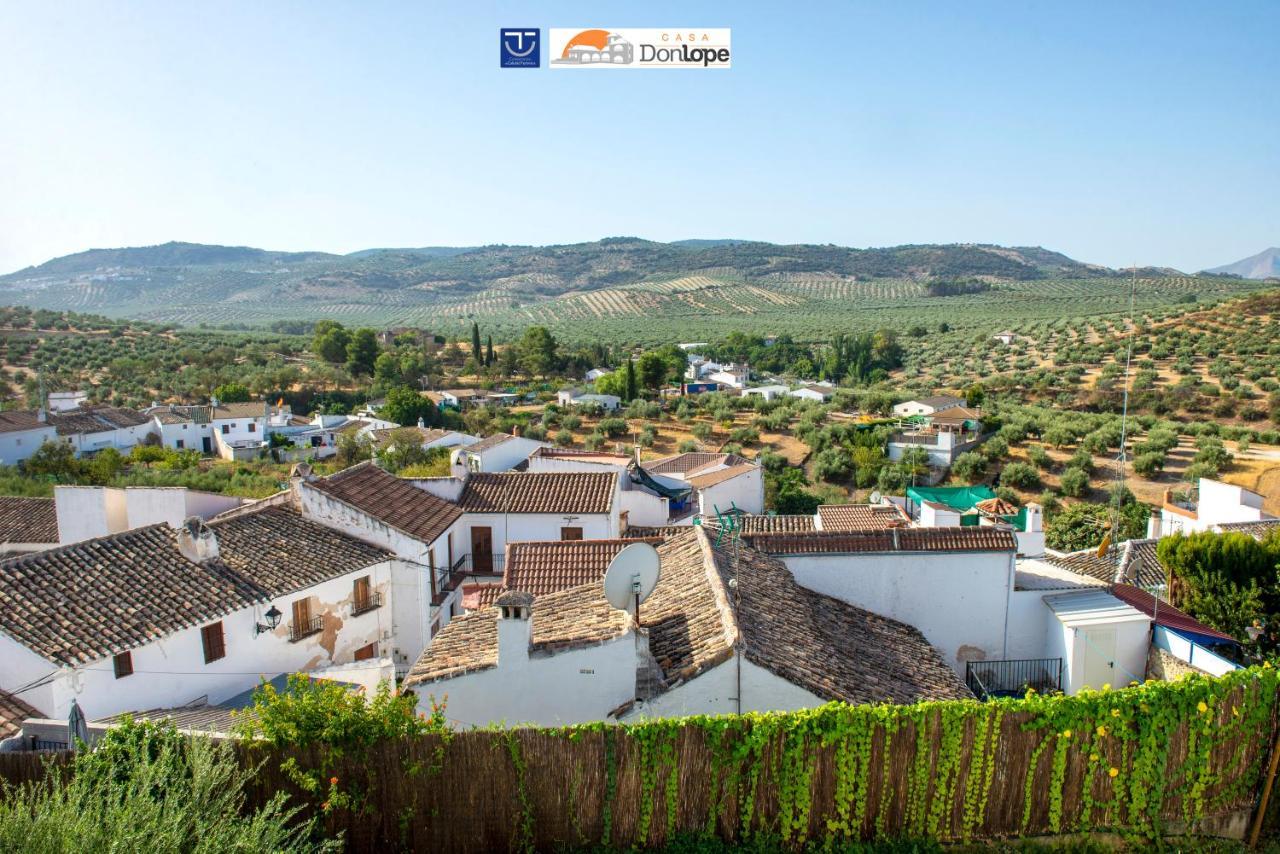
(0, 237, 1265, 334)
(1204, 248, 1280, 280)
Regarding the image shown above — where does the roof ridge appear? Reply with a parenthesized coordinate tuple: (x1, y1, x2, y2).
(0, 521, 175, 568)
(693, 526, 741, 655)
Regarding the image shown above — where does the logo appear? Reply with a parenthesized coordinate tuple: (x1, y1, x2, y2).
(549, 29, 731, 69)
(500, 28, 540, 68)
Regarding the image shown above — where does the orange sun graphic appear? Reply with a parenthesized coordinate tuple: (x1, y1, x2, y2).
(561, 29, 611, 58)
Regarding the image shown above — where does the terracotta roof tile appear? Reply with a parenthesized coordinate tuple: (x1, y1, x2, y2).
(0, 504, 392, 667)
(644, 452, 748, 476)
(1045, 538, 1167, 589)
(0, 410, 49, 434)
(817, 504, 909, 531)
(1213, 519, 1280, 538)
(0, 497, 58, 544)
(461, 583, 503, 610)
(1111, 583, 1236, 643)
(458, 472, 616, 514)
(686, 463, 757, 489)
(308, 461, 463, 544)
(0, 689, 42, 739)
(503, 538, 665, 597)
(210, 402, 268, 420)
(49, 406, 150, 435)
(750, 526, 1017, 554)
(465, 433, 517, 453)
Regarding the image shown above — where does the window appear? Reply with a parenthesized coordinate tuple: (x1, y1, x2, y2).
(175, 439, 184, 449)
(352, 576, 377, 614)
(220, 424, 230, 434)
(561, 527, 583, 541)
(248, 423, 256, 433)
(292, 597, 311, 627)
(290, 598, 321, 642)
(354, 642, 377, 661)
(113, 651, 133, 679)
(200, 622, 225, 663)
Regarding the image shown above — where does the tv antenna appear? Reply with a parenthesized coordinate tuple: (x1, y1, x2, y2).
(602, 541, 661, 624)
(1101, 265, 1139, 561)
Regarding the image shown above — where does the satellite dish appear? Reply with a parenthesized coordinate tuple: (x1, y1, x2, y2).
(870, 491, 882, 504)
(602, 542, 661, 612)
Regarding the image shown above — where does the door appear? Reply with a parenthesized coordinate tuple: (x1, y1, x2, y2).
(354, 642, 377, 662)
(202, 436, 212, 454)
(560, 527, 583, 541)
(471, 526, 493, 573)
(1080, 627, 1117, 690)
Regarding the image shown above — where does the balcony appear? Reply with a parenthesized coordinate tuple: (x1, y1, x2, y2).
(288, 616, 323, 643)
(351, 591, 383, 616)
(965, 658, 1062, 700)
(431, 553, 505, 607)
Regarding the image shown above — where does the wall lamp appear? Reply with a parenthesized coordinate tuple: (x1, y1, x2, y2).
(255, 605, 283, 636)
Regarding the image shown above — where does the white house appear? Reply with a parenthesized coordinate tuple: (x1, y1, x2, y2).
(704, 363, 750, 389)
(46, 391, 88, 412)
(749, 527, 1019, 674)
(0, 410, 58, 466)
(404, 528, 970, 728)
(209, 401, 269, 461)
(789, 384, 833, 403)
(369, 425, 479, 453)
(741, 385, 789, 401)
(527, 448, 671, 528)
(49, 406, 157, 457)
(298, 461, 469, 652)
(892, 395, 965, 417)
(558, 391, 622, 411)
(637, 452, 764, 520)
(992, 331, 1018, 346)
(1147, 477, 1275, 539)
(1042, 591, 1151, 694)
(450, 433, 547, 473)
(585, 368, 609, 382)
(0, 505, 406, 723)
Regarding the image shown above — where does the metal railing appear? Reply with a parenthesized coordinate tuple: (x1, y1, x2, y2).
(31, 737, 68, 751)
(431, 554, 505, 606)
(288, 615, 323, 643)
(351, 591, 382, 616)
(450, 553, 505, 577)
(966, 658, 1062, 700)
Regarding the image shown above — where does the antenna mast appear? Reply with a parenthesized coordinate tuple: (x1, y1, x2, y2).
(1109, 266, 1139, 569)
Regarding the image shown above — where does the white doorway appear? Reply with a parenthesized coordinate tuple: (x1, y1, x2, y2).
(1080, 626, 1117, 689)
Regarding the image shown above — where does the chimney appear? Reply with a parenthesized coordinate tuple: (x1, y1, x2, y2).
(417, 416, 425, 429)
(175, 517, 220, 564)
(495, 590, 534, 668)
(1023, 502, 1043, 533)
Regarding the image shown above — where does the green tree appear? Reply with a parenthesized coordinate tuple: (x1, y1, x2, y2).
(1157, 531, 1280, 652)
(485, 335, 494, 367)
(1045, 500, 1149, 551)
(380, 385, 436, 427)
(211, 383, 251, 403)
(471, 322, 482, 364)
(1058, 467, 1090, 498)
(518, 326, 558, 378)
(312, 320, 351, 364)
(21, 439, 80, 481)
(624, 357, 638, 402)
(950, 451, 987, 484)
(999, 462, 1040, 489)
(636, 351, 669, 392)
(345, 328, 380, 376)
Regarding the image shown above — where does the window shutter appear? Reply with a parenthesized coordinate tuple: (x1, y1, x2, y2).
(201, 622, 225, 663)
(113, 651, 134, 679)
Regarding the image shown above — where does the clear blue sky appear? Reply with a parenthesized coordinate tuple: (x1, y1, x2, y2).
(1, 1, 1276, 274)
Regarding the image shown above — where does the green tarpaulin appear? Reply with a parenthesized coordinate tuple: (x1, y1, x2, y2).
(906, 485, 1027, 531)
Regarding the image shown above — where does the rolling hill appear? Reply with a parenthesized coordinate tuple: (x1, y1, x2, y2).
(0, 238, 1267, 342)
(1204, 248, 1280, 280)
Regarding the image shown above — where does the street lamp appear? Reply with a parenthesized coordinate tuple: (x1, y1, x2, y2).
(255, 605, 283, 636)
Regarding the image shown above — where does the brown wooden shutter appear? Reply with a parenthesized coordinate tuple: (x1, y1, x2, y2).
(292, 598, 311, 628)
(354, 642, 377, 662)
(354, 576, 371, 608)
(201, 622, 225, 663)
(113, 651, 133, 679)
(560, 527, 583, 541)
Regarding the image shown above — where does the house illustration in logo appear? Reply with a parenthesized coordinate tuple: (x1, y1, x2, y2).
(553, 29, 634, 64)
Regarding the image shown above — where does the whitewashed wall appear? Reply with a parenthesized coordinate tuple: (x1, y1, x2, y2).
(5, 561, 396, 722)
(623, 657, 823, 721)
(0, 426, 59, 465)
(697, 469, 764, 516)
(463, 512, 618, 561)
(781, 550, 1014, 673)
(619, 489, 670, 527)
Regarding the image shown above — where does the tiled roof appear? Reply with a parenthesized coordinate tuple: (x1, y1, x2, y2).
(461, 583, 503, 610)
(404, 583, 631, 686)
(503, 538, 664, 597)
(334, 418, 372, 435)
(624, 525, 697, 540)
(369, 426, 452, 446)
(49, 406, 150, 435)
(1044, 539, 1167, 589)
(210, 402, 267, 420)
(308, 461, 462, 544)
(0, 688, 42, 739)
(0, 496, 58, 544)
(750, 526, 1017, 555)
(151, 409, 191, 425)
(209, 505, 392, 597)
(974, 497, 1019, 516)
(0, 410, 50, 434)
(464, 433, 516, 453)
(644, 452, 747, 476)
(817, 504, 909, 531)
(407, 528, 970, 704)
(907, 395, 963, 409)
(1213, 519, 1280, 539)
(0, 524, 263, 666)
(736, 515, 817, 535)
(1111, 583, 1236, 644)
(929, 407, 983, 423)
(686, 463, 757, 489)
(532, 447, 632, 465)
(0, 504, 392, 667)
(458, 472, 616, 514)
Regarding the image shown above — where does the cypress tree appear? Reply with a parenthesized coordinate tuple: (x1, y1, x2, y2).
(485, 335, 494, 367)
(471, 322, 482, 364)
(624, 357, 638, 402)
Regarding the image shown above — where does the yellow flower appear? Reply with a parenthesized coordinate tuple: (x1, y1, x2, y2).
(1265, 661, 1272, 669)
(1061, 729, 1072, 738)
(1233, 707, 1240, 717)
(1108, 768, 1119, 778)
(1197, 701, 1208, 713)
(1096, 725, 1108, 737)
(1090, 753, 1099, 762)
(1111, 709, 1121, 718)
(1101, 683, 1111, 692)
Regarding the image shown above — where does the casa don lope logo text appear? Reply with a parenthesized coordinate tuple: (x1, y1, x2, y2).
(547, 29, 731, 69)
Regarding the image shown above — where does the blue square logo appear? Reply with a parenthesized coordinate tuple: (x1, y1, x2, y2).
(501, 28, 540, 68)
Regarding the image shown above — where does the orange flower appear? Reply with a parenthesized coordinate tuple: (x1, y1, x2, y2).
(330, 776, 339, 786)
(322, 801, 331, 812)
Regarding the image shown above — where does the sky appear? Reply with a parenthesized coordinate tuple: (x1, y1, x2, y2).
(0, 1, 1276, 274)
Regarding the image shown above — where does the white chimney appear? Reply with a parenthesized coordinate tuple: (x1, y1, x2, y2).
(175, 517, 220, 564)
(495, 590, 533, 669)
(417, 416, 425, 429)
(1024, 502, 1043, 533)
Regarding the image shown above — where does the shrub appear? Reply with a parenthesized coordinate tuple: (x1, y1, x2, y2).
(677, 439, 699, 453)
(1027, 444, 1051, 469)
(1132, 451, 1165, 478)
(999, 462, 1041, 489)
(583, 433, 605, 451)
(949, 451, 986, 484)
(1058, 467, 1090, 498)
(554, 429, 573, 447)
(598, 417, 628, 438)
(982, 436, 1009, 460)
(813, 448, 852, 482)
(692, 422, 713, 442)
(0, 718, 330, 852)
